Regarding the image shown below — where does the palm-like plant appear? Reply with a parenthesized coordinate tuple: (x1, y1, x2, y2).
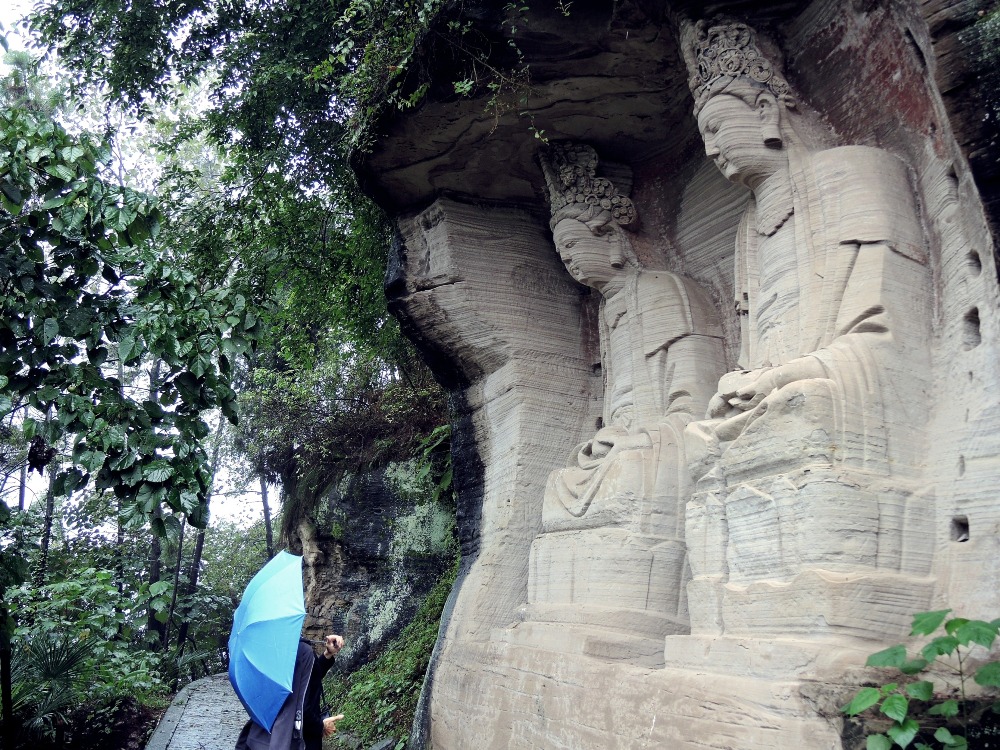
(12, 634, 96, 743)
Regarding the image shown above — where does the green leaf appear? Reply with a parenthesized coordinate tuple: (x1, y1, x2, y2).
(921, 636, 960, 661)
(0, 180, 23, 206)
(944, 617, 969, 636)
(899, 658, 929, 676)
(953, 619, 998, 649)
(149, 580, 170, 597)
(867, 645, 907, 669)
(119, 335, 136, 363)
(933, 728, 967, 748)
(178, 491, 200, 514)
(80, 450, 107, 472)
(42, 317, 59, 344)
(867, 735, 892, 750)
(886, 718, 919, 748)
(44, 163, 76, 181)
(843, 687, 882, 716)
(904, 681, 934, 701)
(144, 464, 174, 482)
(162, 514, 182, 541)
(880, 694, 909, 723)
(911, 610, 951, 636)
(40, 193, 70, 209)
(88, 346, 109, 366)
(928, 699, 959, 717)
(974, 661, 1000, 688)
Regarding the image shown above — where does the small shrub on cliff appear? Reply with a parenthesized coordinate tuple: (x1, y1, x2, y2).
(843, 610, 1000, 749)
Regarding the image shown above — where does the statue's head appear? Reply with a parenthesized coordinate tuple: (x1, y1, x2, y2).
(539, 143, 638, 290)
(682, 20, 796, 188)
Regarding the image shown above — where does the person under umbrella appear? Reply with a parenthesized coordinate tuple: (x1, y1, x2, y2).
(234, 633, 345, 750)
(230, 551, 345, 750)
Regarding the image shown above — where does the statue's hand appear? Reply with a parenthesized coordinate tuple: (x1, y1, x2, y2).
(710, 359, 826, 418)
(584, 426, 630, 459)
(574, 426, 651, 468)
(731, 357, 826, 411)
(709, 369, 761, 417)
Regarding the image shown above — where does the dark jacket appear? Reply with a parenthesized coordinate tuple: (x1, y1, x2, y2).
(235, 641, 336, 750)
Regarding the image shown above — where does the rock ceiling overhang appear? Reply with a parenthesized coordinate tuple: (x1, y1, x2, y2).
(354, 0, 813, 214)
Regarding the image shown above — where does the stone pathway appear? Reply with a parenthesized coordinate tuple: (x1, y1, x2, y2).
(146, 673, 248, 750)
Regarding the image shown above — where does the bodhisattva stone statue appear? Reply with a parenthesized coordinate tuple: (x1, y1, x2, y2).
(677, 20, 935, 640)
(527, 144, 726, 641)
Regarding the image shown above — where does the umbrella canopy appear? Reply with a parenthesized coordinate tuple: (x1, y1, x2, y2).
(228, 551, 306, 731)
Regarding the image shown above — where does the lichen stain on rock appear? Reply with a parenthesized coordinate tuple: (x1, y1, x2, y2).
(297, 460, 457, 672)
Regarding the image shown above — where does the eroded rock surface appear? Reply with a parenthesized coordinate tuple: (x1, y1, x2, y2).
(290, 463, 457, 671)
(358, 2, 1000, 748)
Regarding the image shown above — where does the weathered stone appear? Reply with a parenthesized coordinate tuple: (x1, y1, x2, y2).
(354, 2, 1000, 749)
(290, 464, 457, 671)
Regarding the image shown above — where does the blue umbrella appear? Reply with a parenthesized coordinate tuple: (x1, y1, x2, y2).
(228, 551, 306, 732)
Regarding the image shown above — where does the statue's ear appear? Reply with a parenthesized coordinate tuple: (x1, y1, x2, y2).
(756, 92, 782, 148)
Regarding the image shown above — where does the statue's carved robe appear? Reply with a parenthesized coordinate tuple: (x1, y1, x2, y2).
(545, 269, 725, 536)
(689, 145, 929, 483)
(682, 147, 934, 636)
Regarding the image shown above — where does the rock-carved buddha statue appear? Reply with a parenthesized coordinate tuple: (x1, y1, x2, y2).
(528, 144, 726, 638)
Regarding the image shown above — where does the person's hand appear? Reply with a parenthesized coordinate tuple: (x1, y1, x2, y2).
(323, 634, 344, 659)
(323, 714, 344, 737)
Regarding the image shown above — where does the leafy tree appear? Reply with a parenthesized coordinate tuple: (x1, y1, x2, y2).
(1, 94, 255, 529)
(4, 6, 464, 747)
(0, 51, 264, 742)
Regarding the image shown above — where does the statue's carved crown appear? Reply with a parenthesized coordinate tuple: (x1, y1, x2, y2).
(683, 19, 791, 113)
(539, 143, 637, 227)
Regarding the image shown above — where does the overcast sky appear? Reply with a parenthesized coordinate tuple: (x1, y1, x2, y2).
(0, 0, 32, 54)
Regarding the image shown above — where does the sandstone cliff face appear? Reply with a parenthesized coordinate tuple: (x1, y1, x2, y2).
(356, 2, 1000, 748)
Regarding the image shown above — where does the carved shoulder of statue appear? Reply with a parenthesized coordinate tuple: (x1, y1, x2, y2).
(806, 146, 926, 263)
(634, 271, 723, 356)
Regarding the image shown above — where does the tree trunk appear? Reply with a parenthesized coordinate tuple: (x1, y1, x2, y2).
(34, 471, 57, 588)
(173, 526, 205, 669)
(146, 506, 167, 646)
(17, 463, 25, 512)
(261, 473, 274, 559)
(162, 517, 186, 649)
(145, 361, 167, 645)
(116, 359, 126, 600)
(174, 420, 225, 663)
(0, 596, 15, 750)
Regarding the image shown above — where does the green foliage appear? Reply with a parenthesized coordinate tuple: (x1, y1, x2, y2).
(313, 0, 453, 149)
(326, 559, 456, 748)
(7, 570, 168, 746)
(0, 97, 256, 529)
(414, 424, 454, 505)
(241, 351, 447, 541)
(31, 0, 541, 162)
(843, 610, 1000, 749)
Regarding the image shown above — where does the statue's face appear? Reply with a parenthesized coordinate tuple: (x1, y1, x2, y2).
(552, 218, 620, 290)
(697, 94, 785, 188)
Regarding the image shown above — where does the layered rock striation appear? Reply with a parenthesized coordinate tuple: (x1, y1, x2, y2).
(356, 2, 1000, 748)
